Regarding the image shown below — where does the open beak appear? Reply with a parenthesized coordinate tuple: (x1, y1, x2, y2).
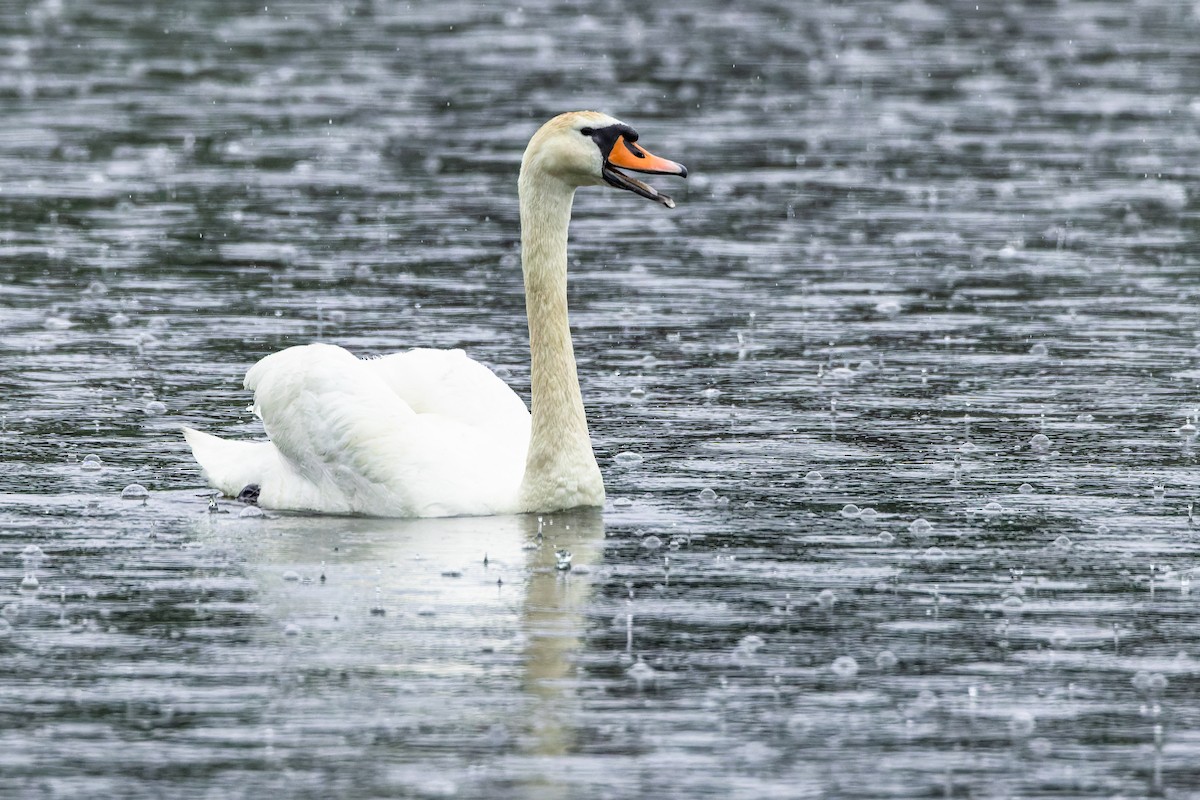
(602, 135, 687, 209)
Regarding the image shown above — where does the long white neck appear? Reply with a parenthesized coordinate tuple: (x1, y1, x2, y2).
(516, 168, 605, 512)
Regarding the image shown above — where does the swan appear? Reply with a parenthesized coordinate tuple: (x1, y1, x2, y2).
(182, 111, 686, 517)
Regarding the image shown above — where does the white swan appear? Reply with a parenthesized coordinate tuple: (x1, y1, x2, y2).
(182, 111, 686, 517)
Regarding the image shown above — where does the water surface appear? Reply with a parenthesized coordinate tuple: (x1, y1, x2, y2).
(2, 1, 1200, 797)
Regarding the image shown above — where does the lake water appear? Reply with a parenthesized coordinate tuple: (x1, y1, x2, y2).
(2, 1, 1200, 797)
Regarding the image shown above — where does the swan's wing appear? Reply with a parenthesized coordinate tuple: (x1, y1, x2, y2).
(363, 347, 529, 431)
(242, 343, 528, 516)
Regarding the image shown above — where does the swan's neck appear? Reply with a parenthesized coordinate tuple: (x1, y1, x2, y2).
(517, 171, 605, 511)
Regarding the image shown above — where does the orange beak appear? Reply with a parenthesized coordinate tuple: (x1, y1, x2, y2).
(601, 135, 687, 208)
(606, 135, 688, 177)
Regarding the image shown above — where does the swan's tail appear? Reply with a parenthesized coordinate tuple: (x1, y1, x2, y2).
(181, 427, 279, 498)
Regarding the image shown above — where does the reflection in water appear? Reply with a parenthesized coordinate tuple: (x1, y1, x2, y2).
(218, 505, 604, 797)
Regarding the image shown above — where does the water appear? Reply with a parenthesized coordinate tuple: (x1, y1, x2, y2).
(2, 0, 1200, 797)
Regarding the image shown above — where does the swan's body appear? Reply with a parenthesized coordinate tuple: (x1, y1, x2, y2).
(183, 111, 686, 517)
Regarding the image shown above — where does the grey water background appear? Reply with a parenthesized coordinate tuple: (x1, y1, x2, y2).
(2, 0, 1200, 797)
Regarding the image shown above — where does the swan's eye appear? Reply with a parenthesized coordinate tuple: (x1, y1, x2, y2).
(580, 127, 594, 137)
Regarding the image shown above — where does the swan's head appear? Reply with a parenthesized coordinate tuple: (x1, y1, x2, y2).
(522, 111, 687, 208)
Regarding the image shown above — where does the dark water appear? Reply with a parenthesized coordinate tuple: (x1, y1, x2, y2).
(3, 1, 1200, 797)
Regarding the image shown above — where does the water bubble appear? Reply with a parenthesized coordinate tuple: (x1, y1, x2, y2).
(627, 659, 656, 685)
(804, 470, 825, 485)
(859, 507, 878, 521)
(1002, 595, 1024, 610)
(1049, 629, 1071, 648)
(856, 360, 877, 375)
(1179, 421, 1198, 440)
(143, 400, 167, 416)
(120, 483, 149, 500)
(1132, 671, 1151, 691)
(612, 497, 633, 507)
(641, 535, 663, 550)
(1009, 710, 1036, 737)
(698, 488, 718, 506)
(628, 387, 646, 399)
(875, 300, 901, 316)
(20, 575, 39, 591)
(982, 501, 1004, 517)
(738, 634, 765, 653)
(912, 689, 939, 714)
(283, 623, 302, 637)
(817, 589, 837, 609)
(614, 451, 644, 466)
(923, 546, 945, 560)
(21, 545, 44, 571)
(875, 650, 898, 669)
(840, 503, 861, 518)
(1076, 413, 1095, 422)
(1052, 535, 1072, 551)
(1097, 523, 1110, 534)
(831, 655, 859, 678)
(80, 454, 103, 471)
(700, 387, 722, 402)
(1029, 433, 1051, 453)
(108, 312, 131, 327)
(1018, 483, 1034, 494)
(958, 441, 978, 454)
(908, 517, 932, 535)
(1028, 342, 1048, 357)
(1152, 485, 1166, 500)
(1147, 673, 1168, 692)
(877, 531, 895, 544)
(238, 505, 265, 518)
(828, 366, 856, 381)
(282, 570, 301, 582)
